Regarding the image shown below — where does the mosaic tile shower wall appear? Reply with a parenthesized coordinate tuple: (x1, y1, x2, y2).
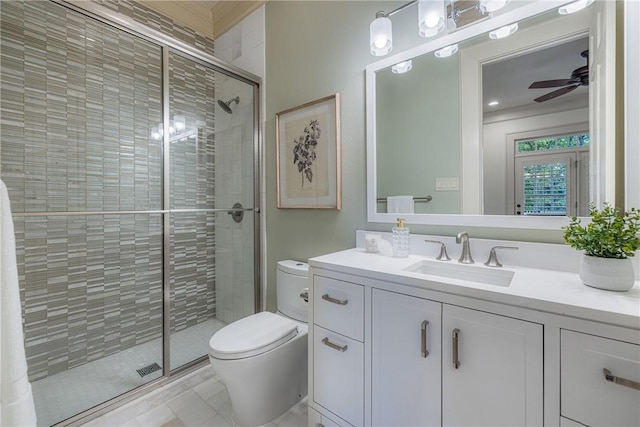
(168, 52, 218, 335)
(0, 0, 218, 381)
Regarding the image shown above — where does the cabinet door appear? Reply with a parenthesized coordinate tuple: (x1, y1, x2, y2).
(561, 330, 640, 427)
(371, 289, 442, 427)
(313, 325, 363, 426)
(442, 305, 543, 427)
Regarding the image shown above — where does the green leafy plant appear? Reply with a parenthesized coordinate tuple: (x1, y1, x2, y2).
(563, 203, 640, 259)
(292, 120, 321, 187)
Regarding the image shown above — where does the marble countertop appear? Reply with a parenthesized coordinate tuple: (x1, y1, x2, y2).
(309, 248, 640, 330)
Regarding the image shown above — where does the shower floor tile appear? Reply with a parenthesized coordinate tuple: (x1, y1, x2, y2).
(83, 366, 308, 427)
(33, 319, 225, 427)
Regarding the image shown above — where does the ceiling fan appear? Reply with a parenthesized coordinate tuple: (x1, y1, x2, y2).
(528, 50, 589, 103)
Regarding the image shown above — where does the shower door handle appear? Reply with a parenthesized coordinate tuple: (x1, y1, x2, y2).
(227, 202, 245, 223)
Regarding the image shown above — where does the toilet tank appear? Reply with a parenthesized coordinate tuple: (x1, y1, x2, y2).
(276, 260, 309, 322)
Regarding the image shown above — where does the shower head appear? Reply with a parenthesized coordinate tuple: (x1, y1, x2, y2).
(217, 96, 240, 114)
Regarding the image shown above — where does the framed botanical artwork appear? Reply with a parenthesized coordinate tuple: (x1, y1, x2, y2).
(276, 94, 341, 209)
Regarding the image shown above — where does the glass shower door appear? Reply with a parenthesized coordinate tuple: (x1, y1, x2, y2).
(167, 50, 257, 370)
(0, 1, 165, 425)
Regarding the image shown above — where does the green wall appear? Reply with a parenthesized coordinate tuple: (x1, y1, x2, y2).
(376, 53, 460, 214)
(264, 1, 563, 310)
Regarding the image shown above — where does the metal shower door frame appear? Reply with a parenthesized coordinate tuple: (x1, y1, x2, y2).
(44, 1, 263, 424)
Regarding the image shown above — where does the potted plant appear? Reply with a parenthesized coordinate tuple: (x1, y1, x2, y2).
(563, 203, 640, 291)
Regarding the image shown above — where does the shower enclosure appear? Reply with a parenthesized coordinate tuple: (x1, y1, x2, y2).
(0, 1, 261, 425)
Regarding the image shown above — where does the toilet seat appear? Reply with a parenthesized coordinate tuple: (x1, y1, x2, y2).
(209, 311, 299, 360)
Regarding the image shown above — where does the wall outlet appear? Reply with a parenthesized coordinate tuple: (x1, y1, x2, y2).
(435, 177, 459, 191)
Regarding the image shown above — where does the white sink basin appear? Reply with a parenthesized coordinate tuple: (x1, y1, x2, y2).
(403, 259, 514, 287)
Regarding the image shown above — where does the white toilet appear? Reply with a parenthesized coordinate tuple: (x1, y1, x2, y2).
(208, 260, 309, 427)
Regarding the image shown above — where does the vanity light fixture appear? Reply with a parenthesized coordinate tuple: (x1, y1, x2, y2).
(479, 0, 510, 13)
(434, 43, 459, 58)
(392, 60, 413, 74)
(370, 11, 393, 56)
(558, 0, 594, 15)
(418, 0, 446, 38)
(487, 100, 500, 106)
(368, 0, 511, 57)
(489, 22, 518, 39)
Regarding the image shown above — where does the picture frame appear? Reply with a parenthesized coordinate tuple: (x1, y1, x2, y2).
(276, 94, 341, 209)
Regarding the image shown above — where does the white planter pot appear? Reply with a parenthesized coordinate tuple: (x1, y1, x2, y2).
(579, 254, 636, 292)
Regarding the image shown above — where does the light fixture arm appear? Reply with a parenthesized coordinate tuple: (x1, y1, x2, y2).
(452, 2, 481, 18)
(376, 1, 486, 25)
(376, 0, 418, 19)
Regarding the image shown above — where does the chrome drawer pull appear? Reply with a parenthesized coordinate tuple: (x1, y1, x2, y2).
(322, 337, 348, 352)
(603, 368, 640, 391)
(421, 320, 430, 358)
(322, 293, 348, 305)
(452, 328, 461, 369)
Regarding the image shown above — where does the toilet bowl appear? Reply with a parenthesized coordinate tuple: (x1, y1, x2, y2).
(208, 260, 309, 427)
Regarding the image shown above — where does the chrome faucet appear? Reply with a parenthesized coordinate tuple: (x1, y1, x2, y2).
(456, 231, 474, 264)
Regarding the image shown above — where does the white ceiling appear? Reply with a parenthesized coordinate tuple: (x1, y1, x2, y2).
(482, 37, 590, 113)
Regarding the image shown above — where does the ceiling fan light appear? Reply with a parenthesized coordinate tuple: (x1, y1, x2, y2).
(558, 0, 595, 15)
(370, 15, 393, 56)
(434, 44, 458, 58)
(392, 60, 413, 74)
(479, 0, 510, 13)
(489, 22, 518, 39)
(418, 0, 446, 38)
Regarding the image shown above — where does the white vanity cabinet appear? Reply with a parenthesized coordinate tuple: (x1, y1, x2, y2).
(371, 289, 442, 427)
(310, 276, 365, 427)
(560, 330, 640, 427)
(441, 304, 543, 427)
(307, 248, 640, 427)
(371, 288, 543, 427)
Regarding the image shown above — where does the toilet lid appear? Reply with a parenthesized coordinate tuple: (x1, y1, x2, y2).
(208, 311, 299, 360)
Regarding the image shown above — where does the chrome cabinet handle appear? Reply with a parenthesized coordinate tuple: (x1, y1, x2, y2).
(603, 368, 640, 391)
(421, 320, 430, 358)
(452, 328, 461, 369)
(299, 288, 309, 302)
(322, 293, 348, 305)
(322, 337, 348, 352)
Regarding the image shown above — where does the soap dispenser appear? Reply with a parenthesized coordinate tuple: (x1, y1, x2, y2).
(392, 217, 410, 258)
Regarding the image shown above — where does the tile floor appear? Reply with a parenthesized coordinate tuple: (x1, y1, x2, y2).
(82, 366, 308, 427)
(34, 320, 226, 426)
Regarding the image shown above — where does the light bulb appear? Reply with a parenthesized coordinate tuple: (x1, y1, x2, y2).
(370, 15, 392, 56)
(374, 37, 387, 49)
(418, 0, 445, 38)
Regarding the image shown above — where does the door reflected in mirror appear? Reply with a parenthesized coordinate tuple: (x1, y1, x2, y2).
(481, 36, 589, 217)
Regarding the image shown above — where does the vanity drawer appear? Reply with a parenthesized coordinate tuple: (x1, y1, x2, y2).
(561, 330, 640, 427)
(313, 325, 363, 427)
(313, 276, 364, 341)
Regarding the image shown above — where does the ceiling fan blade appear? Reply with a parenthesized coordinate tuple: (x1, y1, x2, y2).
(534, 84, 579, 103)
(528, 79, 577, 89)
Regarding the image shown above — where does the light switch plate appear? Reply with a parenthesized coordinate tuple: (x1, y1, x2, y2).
(435, 177, 459, 191)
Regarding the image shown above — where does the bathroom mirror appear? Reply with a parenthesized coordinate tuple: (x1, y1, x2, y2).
(366, 0, 618, 229)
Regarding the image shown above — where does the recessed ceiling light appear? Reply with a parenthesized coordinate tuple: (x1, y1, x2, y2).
(434, 44, 458, 58)
(392, 60, 413, 74)
(489, 23, 518, 40)
(488, 100, 500, 106)
(558, 0, 595, 15)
